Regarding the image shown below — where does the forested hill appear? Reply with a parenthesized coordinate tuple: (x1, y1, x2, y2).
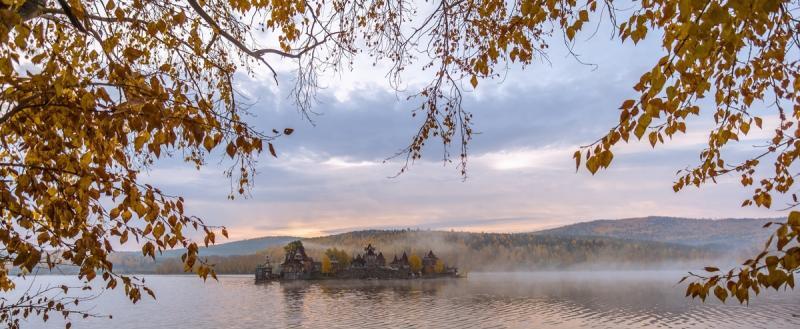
(149, 230, 717, 274)
(108, 217, 781, 274)
(160, 235, 298, 257)
(303, 230, 715, 270)
(534, 216, 778, 249)
(143, 217, 777, 259)
(107, 236, 298, 274)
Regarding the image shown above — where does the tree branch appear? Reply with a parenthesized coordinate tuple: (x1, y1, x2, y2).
(55, 0, 86, 33)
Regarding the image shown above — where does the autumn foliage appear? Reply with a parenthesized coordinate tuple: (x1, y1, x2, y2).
(408, 254, 422, 273)
(2, 0, 800, 327)
(572, 0, 800, 303)
(321, 255, 332, 274)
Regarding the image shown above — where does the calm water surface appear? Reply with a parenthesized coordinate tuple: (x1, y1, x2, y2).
(14, 272, 800, 329)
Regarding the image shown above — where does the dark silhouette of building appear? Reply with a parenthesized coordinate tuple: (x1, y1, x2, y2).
(259, 241, 457, 281)
(254, 255, 276, 281)
(280, 242, 315, 280)
(422, 250, 439, 274)
(376, 252, 386, 267)
(390, 252, 410, 270)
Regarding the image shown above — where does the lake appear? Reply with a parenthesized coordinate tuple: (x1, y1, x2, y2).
(12, 271, 800, 329)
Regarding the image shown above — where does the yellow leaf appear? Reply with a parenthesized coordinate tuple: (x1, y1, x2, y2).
(203, 136, 215, 151)
(620, 99, 635, 109)
(122, 209, 132, 222)
(226, 142, 236, 158)
(634, 115, 652, 139)
(648, 131, 658, 147)
(153, 222, 165, 238)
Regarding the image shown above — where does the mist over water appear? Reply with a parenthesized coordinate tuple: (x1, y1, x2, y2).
(15, 271, 800, 329)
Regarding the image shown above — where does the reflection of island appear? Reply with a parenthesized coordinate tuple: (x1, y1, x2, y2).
(255, 241, 459, 281)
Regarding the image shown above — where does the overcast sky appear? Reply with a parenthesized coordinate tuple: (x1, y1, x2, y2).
(140, 20, 785, 241)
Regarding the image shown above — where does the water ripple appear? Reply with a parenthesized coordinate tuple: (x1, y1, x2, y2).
(14, 272, 800, 329)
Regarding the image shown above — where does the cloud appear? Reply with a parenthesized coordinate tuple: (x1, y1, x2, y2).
(115, 21, 789, 248)
(322, 157, 380, 169)
(475, 146, 574, 171)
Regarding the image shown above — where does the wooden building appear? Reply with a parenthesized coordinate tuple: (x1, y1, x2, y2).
(280, 242, 315, 280)
(422, 250, 439, 274)
(256, 241, 458, 281)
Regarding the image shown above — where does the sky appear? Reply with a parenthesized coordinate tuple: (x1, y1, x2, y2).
(140, 15, 785, 241)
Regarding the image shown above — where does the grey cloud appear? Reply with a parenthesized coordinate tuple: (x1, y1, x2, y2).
(235, 74, 635, 163)
(132, 26, 786, 242)
(226, 29, 665, 165)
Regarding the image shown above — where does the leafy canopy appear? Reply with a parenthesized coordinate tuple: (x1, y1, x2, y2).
(321, 255, 332, 274)
(408, 254, 422, 273)
(573, 0, 800, 303)
(434, 259, 445, 273)
(0, 2, 597, 323)
(324, 247, 351, 267)
(1, 0, 800, 326)
(284, 240, 304, 253)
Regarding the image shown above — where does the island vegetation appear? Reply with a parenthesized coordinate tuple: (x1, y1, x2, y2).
(254, 240, 458, 281)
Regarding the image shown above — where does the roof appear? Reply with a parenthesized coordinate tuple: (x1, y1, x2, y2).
(281, 244, 311, 265)
(364, 244, 376, 255)
(352, 254, 366, 265)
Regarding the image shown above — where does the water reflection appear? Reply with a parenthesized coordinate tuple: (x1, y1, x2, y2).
(279, 283, 310, 327)
(14, 272, 800, 329)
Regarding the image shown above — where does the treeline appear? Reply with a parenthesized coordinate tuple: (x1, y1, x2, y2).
(141, 230, 721, 274)
(303, 230, 718, 272)
(537, 216, 775, 249)
(154, 254, 267, 274)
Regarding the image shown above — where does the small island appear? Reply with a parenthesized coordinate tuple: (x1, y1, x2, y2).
(255, 241, 459, 281)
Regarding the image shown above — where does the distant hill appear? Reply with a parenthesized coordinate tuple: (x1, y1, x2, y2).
(534, 216, 778, 250)
(106, 216, 781, 275)
(149, 229, 719, 274)
(106, 235, 298, 274)
(302, 230, 715, 270)
(159, 235, 299, 257)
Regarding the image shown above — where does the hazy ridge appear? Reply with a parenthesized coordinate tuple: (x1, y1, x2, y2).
(104, 216, 778, 274)
(535, 216, 778, 250)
